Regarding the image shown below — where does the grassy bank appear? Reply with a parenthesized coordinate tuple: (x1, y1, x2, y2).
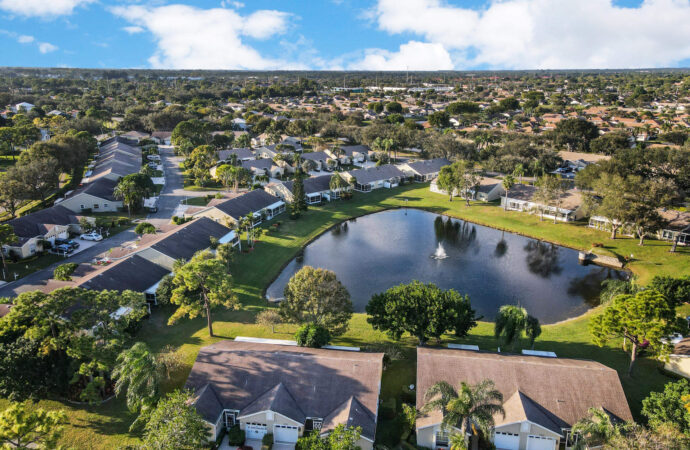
(1, 183, 687, 448)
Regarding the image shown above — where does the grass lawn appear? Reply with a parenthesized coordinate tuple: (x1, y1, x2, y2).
(2, 183, 688, 448)
(183, 196, 211, 207)
(2, 253, 65, 282)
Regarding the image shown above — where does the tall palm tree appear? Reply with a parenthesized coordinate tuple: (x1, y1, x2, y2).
(494, 305, 528, 351)
(502, 174, 515, 211)
(112, 342, 162, 415)
(113, 178, 138, 217)
(423, 379, 505, 439)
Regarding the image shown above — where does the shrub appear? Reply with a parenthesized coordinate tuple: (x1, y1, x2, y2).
(80, 208, 93, 214)
(262, 433, 274, 449)
(295, 323, 331, 348)
(117, 217, 130, 226)
(592, 242, 604, 248)
(54, 263, 78, 281)
(209, 236, 219, 250)
(227, 425, 245, 446)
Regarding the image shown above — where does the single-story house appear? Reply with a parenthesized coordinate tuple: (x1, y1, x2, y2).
(3, 206, 88, 259)
(191, 190, 285, 226)
(265, 175, 341, 204)
(326, 145, 369, 165)
(587, 216, 635, 237)
(658, 209, 690, 245)
(343, 165, 406, 192)
(255, 145, 283, 160)
(218, 148, 255, 163)
(151, 131, 172, 145)
(300, 151, 330, 171)
(500, 184, 584, 222)
(416, 347, 632, 450)
(119, 130, 150, 142)
(399, 158, 451, 182)
(241, 159, 284, 180)
(430, 176, 505, 202)
(665, 337, 690, 379)
(185, 339, 383, 448)
(87, 136, 142, 183)
(58, 178, 123, 213)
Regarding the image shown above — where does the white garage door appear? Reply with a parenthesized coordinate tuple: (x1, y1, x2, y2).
(274, 424, 299, 443)
(527, 435, 557, 450)
(494, 431, 520, 450)
(245, 423, 267, 440)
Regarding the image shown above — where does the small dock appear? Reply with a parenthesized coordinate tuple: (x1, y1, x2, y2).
(578, 251, 624, 269)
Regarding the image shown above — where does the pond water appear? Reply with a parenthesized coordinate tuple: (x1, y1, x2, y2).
(266, 209, 627, 324)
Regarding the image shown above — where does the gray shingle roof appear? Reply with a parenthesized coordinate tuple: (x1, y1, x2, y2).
(151, 217, 230, 260)
(8, 205, 79, 239)
(347, 164, 405, 185)
(212, 190, 282, 220)
(406, 158, 450, 175)
(79, 255, 169, 293)
(240, 383, 305, 423)
(281, 175, 332, 195)
(340, 145, 369, 157)
(300, 151, 329, 162)
(71, 177, 119, 201)
(218, 148, 253, 160)
(193, 384, 225, 424)
(90, 138, 142, 181)
(322, 396, 376, 441)
(242, 159, 273, 171)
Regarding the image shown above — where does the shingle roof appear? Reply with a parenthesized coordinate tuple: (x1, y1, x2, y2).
(300, 151, 329, 162)
(416, 348, 632, 433)
(211, 190, 282, 220)
(193, 384, 224, 424)
(322, 396, 376, 441)
(218, 148, 253, 160)
(340, 145, 369, 157)
(7, 205, 79, 239)
(184, 340, 383, 440)
(78, 255, 169, 292)
(347, 164, 405, 185)
(281, 175, 332, 195)
(506, 183, 537, 201)
(151, 217, 230, 260)
(242, 159, 273, 171)
(405, 158, 450, 175)
(240, 383, 305, 423)
(70, 177, 119, 202)
(89, 138, 142, 181)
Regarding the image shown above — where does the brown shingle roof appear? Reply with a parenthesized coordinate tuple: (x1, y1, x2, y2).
(416, 348, 632, 433)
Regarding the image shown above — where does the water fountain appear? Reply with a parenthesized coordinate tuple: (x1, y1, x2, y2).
(431, 242, 448, 260)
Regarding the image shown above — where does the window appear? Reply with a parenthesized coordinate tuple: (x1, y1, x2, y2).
(224, 410, 238, 428)
(93, 204, 99, 209)
(305, 418, 323, 433)
(435, 430, 450, 446)
(103, 203, 108, 208)
(80, 205, 86, 210)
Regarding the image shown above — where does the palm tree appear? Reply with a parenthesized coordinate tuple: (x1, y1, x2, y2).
(423, 379, 505, 440)
(112, 342, 162, 418)
(494, 305, 528, 351)
(449, 432, 468, 450)
(113, 178, 138, 217)
(512, 164, 524, 183)
(502, 174, 515, 211)
(571, 407, 618, 449)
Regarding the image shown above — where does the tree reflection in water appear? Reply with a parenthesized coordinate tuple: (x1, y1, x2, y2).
(331, 221, 348, 237)
(495, 230, 508, 258)
(524, 240, 563, 278)
(434, 216, 477, 251)
(567, 267, 629, 307)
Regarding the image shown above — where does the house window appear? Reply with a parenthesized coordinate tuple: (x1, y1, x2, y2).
(224, 410, 238, 428)
(305, 418, 323, 433)
(104, 203, 108, 208)
(80, 205, 86, 210)
(435, 430, 450, 446)
(93, 204, 99, 209)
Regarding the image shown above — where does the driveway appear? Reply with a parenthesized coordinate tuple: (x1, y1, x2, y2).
(0, 229, 137, 298)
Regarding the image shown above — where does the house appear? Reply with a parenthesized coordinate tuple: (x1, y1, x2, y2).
(255, 145, 281, 159)
(326, 145, 369, 165)
(658, 209, 690, 245)
(151, 131, 172, 145)
(398, 158, 451, 182)
(553, 152, 610, 179)
(231, 117, 248, 130)
(265, 175, 342, 204)
(86, 136, 142, 183)
(665, 337, 690, 379)
(500, 184, 584, 222)
(416, 347, 632, 450)
(185, 339, 383, 448)
(59, 178, 123, 213)
(14, 102, 34, 113)
(218, 148, 255, 163)
(119, 130, 150, 142)
(191, 189, 285, 226)
(3, 206, 87, 259)
(342, 165, 406, 192)
(241, 159, 284, 180)
(430, 176, 505, 202)
(300, 151, 330, 171)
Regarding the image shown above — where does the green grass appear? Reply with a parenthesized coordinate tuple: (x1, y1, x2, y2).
(183, 196, 210, 207)
(1, 183, 688, 448)
(2, 253, 65, 281)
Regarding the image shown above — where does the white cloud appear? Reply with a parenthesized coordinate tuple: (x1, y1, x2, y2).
(111, 4, 303, 70)
(350, 41, 453, 70)
(123, 26, 144, 35)
(17, 35, 34, 44)
(38, 42, 58, 53)
(0, 0, 94, 18)
(365, 0, 690, 69)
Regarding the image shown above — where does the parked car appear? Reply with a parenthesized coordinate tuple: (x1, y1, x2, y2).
(55, 238, 80, 250)
(80, 232, 103, 241)
(52, 244, 74, 255)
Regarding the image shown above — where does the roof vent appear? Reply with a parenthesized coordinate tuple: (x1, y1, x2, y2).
(522, 349, 557, 358)
(448, 344, 480, 351)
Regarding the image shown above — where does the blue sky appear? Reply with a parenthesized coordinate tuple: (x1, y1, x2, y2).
(1, 0, 689, 70)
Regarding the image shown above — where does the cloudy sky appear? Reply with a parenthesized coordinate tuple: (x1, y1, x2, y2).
(2, 0, 690, 70)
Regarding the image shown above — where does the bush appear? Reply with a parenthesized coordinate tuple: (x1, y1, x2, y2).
(209, 236, 219, 250)
(81, 208, 93, 214)
(262, 433, 274, 449)
(227, 425, 245, 446)
(117, 217, 130, 226)
(54, 263, 78, 281)
(295, 323, 331, 348)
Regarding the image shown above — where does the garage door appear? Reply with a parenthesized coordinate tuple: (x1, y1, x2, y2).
(527, 435, 557, 450)
(245, 423, 267, 440)
(274, 424, 299, 443)
(494, 431, 520, 450)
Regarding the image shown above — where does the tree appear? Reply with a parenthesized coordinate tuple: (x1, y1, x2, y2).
(279, 266, 353, 337)
(295, 323, 331, 348)
(256, 309, 281, 333)
(291, 168, 308, 213)
(553, 118, 599, 151)
(329, 173, 348, 196)
(135, 222, 157, 236)
(525, 315, 542, 349)
(215, 242, 235, 271)
(572, 407, 619, 448)
(385, 101, 403, 114)
(142, 390, 209, 450)
(429, 111, 451, 128)
(590, 290, 679, 375)
(647, 275, 690, 307)
(455, 160, 480, 207)
(0, 224, 18, 279)
(114, 178, 139, 217)
(642, 379, 690, 434)
(296, 424, 361, 450)
(169, 250, 240, 337)
(112, 342, 163, 423)
(0, 175, 27, 219)
(582, 173, 634, 239)
(53, 263, 78, 281)
(216, 164, 251, 192)
(0, 402, 68, 449)
(501, 174, 515, 211)
(533, 175, 563, 223)
(366, 281, 477, 346)
(422, 379, 504, 438)
(604, 422, 690, 449)
(13, 158, 60, 202)
(436, 165, 458, 201)
(494, 305, 527, 351)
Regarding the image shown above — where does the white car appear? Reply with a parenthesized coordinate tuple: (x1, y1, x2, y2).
(80, 232, 103, 241)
